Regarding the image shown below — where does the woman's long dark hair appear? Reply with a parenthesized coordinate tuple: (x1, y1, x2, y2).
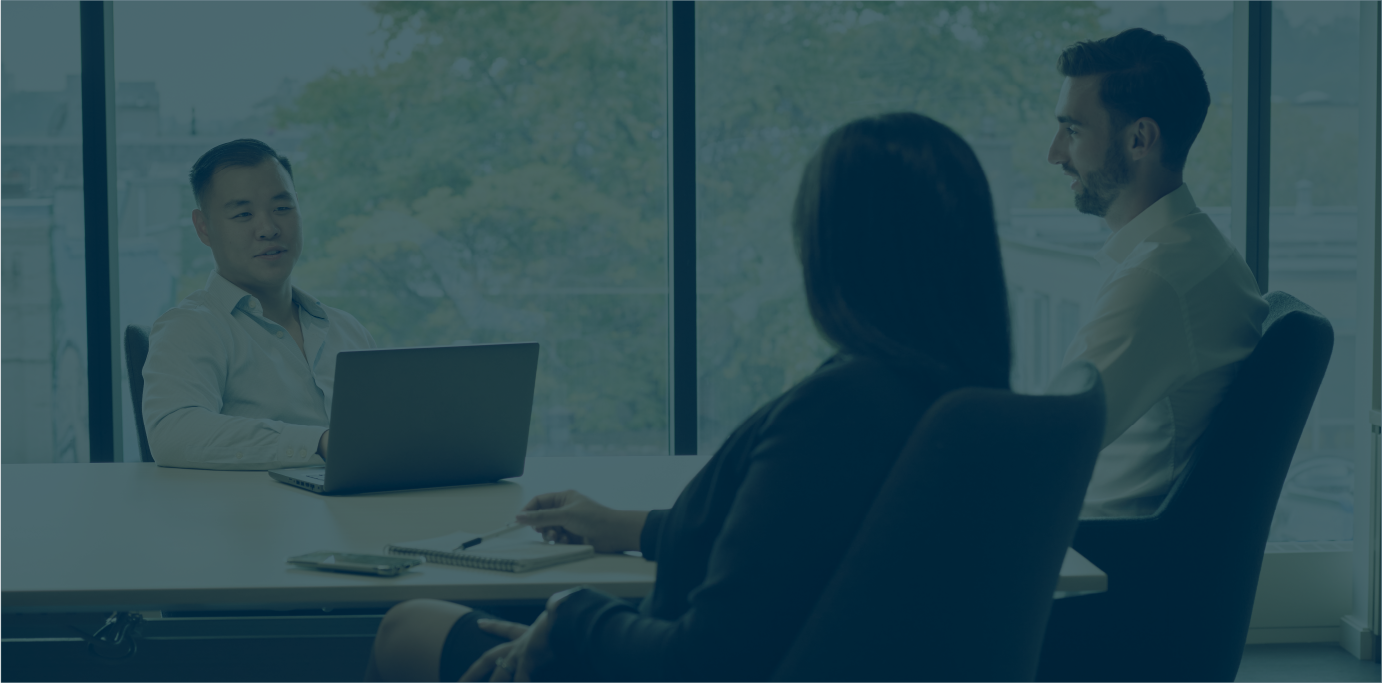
(792, 112, 1012, 389)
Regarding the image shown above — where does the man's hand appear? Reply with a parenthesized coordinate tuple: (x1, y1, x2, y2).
(317, 430, 329, 460)
(514, 490, 648, 554)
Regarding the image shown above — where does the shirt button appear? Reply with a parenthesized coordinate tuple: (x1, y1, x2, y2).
(276, 330, 285, 338)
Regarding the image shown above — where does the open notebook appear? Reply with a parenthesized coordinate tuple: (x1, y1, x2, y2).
(385, 529, 594, 573)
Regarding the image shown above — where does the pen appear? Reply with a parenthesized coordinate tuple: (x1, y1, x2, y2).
(456, 522, 525, 550)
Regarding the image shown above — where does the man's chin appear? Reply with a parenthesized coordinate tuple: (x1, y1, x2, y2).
(224, 264, 293, 295)
(250, 263, 294, 281)
(1074, 191, 1109, 218)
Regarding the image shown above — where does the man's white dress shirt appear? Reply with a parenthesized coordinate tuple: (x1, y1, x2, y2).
(1064, 184, 1267, 517)
(142, 271, 375, 469)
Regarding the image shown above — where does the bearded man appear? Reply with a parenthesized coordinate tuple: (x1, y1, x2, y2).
(1047, 28, 1267, 517)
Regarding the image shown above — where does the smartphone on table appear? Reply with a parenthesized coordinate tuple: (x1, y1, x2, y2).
(287, 551, 422, 577)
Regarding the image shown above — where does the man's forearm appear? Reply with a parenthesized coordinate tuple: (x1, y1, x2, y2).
(146, 407, 326, 469)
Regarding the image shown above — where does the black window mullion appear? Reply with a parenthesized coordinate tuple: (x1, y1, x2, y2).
(1243, 1, 1272, 294)
(669, 0, 697, 455)
(79, 0, 123, 463)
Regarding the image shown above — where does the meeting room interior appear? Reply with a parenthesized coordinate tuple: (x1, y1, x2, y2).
(1, 1, 1380, 682)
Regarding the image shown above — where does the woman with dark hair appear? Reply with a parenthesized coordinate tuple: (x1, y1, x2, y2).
(366, 112, 1012, 682)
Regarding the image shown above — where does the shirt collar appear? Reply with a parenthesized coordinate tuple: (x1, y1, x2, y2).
(292, 287, 328, 321)
(204, 270, 328, 321)
(205, 270, 253, 313)
(1098, 183, 1199, 268)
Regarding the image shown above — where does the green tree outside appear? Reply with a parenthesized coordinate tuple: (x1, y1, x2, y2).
(270, 1, 1241, 454)
(280, 2, 671, 454)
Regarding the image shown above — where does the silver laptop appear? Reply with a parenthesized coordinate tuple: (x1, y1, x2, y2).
(269, 342, 539, 495)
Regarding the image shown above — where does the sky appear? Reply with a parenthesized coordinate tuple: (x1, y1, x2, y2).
(2, 1, 413, 125)
(112, 2, 385, 124)
(1097, 0, 1360, 29)
(1097, 0, 1232, 28)
(2, 1, 1365, 127)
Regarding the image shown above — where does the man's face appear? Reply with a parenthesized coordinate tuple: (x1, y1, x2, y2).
(1048, 76, 1131, 218)
(192, 159, 301, 295)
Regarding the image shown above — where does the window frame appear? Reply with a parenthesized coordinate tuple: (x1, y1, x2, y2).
(1231, 0, 1271, 294)
(79, 0, 122, 462)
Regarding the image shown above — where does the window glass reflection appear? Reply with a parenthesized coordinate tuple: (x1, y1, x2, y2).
(1266, 1, 1361, 542)
(1, 1, 88, 463)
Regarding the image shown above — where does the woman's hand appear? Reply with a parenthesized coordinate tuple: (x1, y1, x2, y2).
(514, 490, 648, 554)
(460, 613, 556, 682)
(458, 637, 519, 682)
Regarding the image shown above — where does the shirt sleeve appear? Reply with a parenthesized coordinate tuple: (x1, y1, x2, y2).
(335, 307, 378, 350)
(549, 381, 898, 681)
(142, 308, 327, 470)
(1063, 265, 1196, 448)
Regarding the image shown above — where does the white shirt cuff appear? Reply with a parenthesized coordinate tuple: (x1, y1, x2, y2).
(281, 423, 330, 463)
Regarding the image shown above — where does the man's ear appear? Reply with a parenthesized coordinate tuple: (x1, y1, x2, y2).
(1128, 117, 1161, 162)
(193, 208, 212, 247)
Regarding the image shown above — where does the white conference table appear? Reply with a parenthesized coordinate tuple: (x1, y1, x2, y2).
(1, 456, 1105, 614)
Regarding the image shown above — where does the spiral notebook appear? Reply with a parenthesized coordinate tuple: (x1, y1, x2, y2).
(385, 530, 595, 573)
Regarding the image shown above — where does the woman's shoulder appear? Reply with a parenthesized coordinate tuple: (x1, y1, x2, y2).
(697, 353, 956, 473)
(797, 353, 937, 397)
(761, 353, 949, 435)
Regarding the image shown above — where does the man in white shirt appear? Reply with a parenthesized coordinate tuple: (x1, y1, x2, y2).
(142, 139, 375, 469)
(1046, 29, 1268, 517)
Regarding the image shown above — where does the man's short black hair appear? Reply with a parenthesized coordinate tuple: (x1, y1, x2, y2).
(1058, 28, 1211, 173)
(189, 138, 294, 208)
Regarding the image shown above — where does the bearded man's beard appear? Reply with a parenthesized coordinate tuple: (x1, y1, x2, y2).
(1074, 140, 1131, 217)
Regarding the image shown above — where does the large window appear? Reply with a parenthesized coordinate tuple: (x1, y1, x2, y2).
(108, 1, 669, 460)
(4, 4, 1377, 551)
(1265, 1, 1361, 542)
(694, 1, 1233, 447)
(1, 1, 88, 463)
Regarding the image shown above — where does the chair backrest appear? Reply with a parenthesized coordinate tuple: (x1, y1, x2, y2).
(124, 324, 154, 462)
(1037, 291, 1335, 682)
(773, 361, 1106, 682)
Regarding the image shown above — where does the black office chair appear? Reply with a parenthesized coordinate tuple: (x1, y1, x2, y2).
(773, 361, 1106, 682)
(1036, 291, 1334, 682)
(124, 324, 154, 463)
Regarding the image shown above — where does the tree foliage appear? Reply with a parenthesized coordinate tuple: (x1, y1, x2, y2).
(278, 1, 1249, 452)
(280, 2, 670, 453)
